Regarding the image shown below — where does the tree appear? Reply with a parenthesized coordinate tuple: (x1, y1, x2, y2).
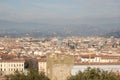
(5, 69, 50, 80)
(67, 67, 120, 80)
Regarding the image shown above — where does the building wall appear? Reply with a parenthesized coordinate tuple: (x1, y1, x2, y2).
(38, 62, 47, 74)
(81, 57, 119, 63)
(100, 58, 118, 63)
(0, 61, 24, 76)
(52, 64, 71, 80)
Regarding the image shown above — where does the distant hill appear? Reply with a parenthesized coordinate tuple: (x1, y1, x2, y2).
(0, 19, 120, 37)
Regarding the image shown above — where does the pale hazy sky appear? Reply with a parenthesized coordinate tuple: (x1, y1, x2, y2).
(0, 0, 120, 25)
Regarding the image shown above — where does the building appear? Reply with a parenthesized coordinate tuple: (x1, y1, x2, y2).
(47, 54, 74, 80)
(38, 59, 47, 74)
(74, 54, 120, 63)
(0, 58, 25, 77)
(73, 54, 120, 75)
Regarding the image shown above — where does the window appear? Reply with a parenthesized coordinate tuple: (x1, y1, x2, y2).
(0, 68, 2, 71)
(11, 64, 13, 67)
(22, 69, 23, 71)
(14, 64, 16, 67)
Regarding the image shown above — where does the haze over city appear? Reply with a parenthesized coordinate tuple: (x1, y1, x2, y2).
(0, 0, 120, 36)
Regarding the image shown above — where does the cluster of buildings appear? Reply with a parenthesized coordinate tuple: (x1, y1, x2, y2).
(0, 36, 120, 80)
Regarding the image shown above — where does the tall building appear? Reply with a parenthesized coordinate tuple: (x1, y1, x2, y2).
(47, 54, 74, 80)
(38, 59, 47, 74)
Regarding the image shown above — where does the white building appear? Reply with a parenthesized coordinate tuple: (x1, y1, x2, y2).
(0, 58, 25, 76)
(79, 54, 120, 63)
(38, 59, 47, 75)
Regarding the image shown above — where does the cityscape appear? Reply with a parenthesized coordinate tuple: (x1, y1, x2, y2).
(0, 0, 120, 80)
(0, 36, 120, 80)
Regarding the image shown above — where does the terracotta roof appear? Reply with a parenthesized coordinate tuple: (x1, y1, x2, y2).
(0, 58, 25, 62)
(74, 62, 120, 65)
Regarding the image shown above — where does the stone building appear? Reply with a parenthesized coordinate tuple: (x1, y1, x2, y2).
(47, 53, 74, 80)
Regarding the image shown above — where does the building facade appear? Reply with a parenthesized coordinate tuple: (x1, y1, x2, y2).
(0, 58, 25, 76)
(38, 59, 47, 74)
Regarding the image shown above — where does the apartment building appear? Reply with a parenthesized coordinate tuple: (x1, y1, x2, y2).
(0, 58, 25, 76)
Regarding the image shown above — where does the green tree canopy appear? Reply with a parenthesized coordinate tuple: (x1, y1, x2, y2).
(5, 69, 50, 80)
(67, 67, 120, 80)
